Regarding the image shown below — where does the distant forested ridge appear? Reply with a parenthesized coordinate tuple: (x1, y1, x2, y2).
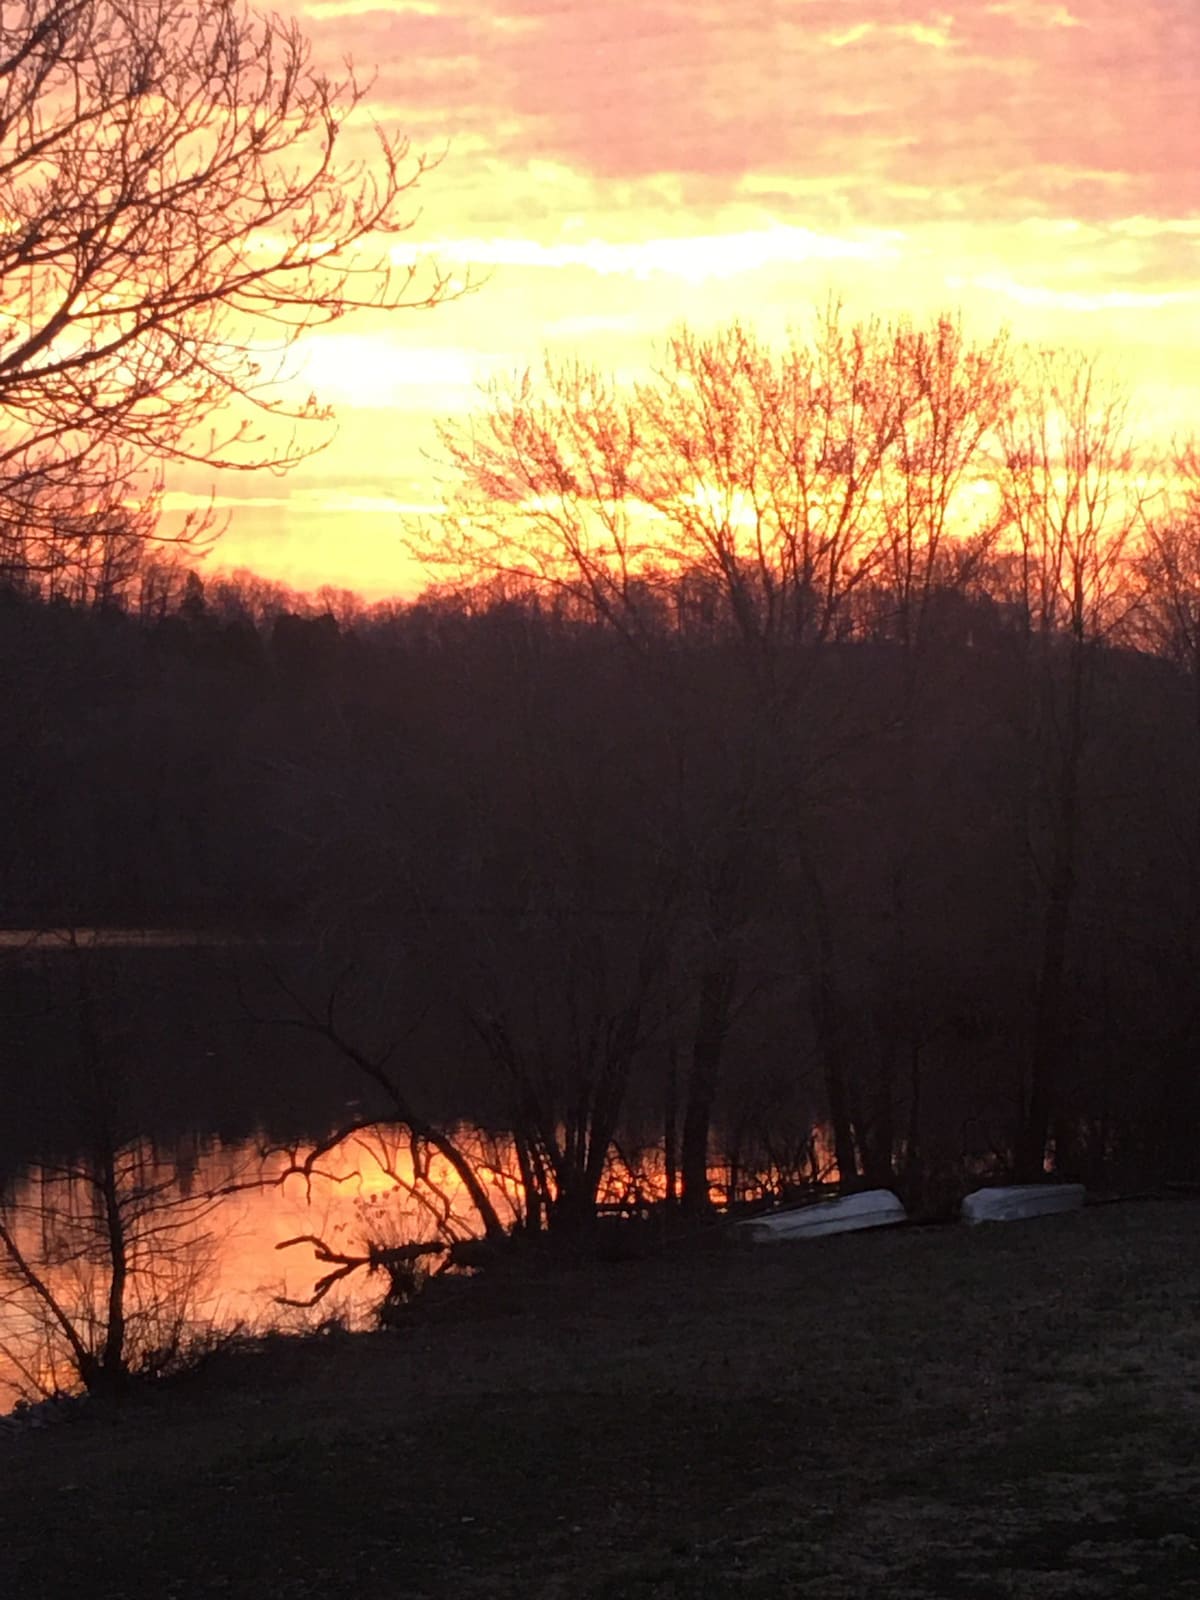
(3, 536, 1199, 1203)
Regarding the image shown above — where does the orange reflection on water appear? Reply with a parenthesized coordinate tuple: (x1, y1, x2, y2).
(0, 1119, 826, 1406)
(0, 1126, 519, 1406)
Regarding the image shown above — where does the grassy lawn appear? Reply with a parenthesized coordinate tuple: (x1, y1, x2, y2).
(2, 1199, 1198, 1598)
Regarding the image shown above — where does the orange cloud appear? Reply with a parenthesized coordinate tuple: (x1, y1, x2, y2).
(185, 0, 1200, 599)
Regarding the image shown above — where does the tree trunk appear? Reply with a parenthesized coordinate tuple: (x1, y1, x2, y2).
(513, 1135, 544, 1235)
(415, 1120, 508, 1242)
(680, 962, 738, 1212)
(904, 1037, 923, 1192)
(1018, 643, 1085, 1182)
(663, 1050, 678, 1206)
(98, 1146, 128, 1388)
(332, 1017, 510, 1243)
(74, 941, 129, 1391)
(801, 863, 860, 1192)
(870, 1069, 895, 1188)
(811, 968, 859, 1190)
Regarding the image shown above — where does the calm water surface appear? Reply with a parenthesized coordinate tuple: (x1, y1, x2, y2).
(0, 1126, 519, 1407)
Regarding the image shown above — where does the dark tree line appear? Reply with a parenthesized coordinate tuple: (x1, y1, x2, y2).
(3, 441, 1200, 1231)
(4, 299, 1200, 1267)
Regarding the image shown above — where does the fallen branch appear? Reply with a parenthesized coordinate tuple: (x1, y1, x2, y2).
(273, 1234, 449, 1309)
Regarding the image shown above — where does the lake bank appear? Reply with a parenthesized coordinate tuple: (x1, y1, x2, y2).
(2, 1198, 1198, 1598)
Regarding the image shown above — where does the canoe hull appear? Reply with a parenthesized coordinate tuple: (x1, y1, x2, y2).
(961, 1183, 1085, 1224)
(737, 1188, 907, 1244)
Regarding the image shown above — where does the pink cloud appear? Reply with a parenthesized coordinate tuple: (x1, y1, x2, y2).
(291, 0, 1197, 234)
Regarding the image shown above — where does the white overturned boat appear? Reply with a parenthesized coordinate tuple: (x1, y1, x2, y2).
(961, 1183, 1085, 1224)
(736, 1188, 907, 1244)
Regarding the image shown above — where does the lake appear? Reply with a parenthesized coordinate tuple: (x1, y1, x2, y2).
(0, 1124, 530, 1407)
(0, 934, 821, 1407)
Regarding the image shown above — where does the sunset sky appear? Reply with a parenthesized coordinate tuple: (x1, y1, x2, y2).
(186, 0, 1200, 599)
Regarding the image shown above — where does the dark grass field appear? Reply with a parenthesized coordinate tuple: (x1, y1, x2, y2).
(2, 1198, 1198, 1598)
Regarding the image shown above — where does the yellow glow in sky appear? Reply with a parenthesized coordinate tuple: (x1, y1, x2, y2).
(183, 0, 1200, 601)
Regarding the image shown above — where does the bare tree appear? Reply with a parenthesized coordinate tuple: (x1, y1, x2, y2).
(0, 1140, 233, 1400)
(994, 351, 1152, 1178)
(852, 316, 1016, 1188)
(422, 308, 1022, 1206)
(427, 307, 912, 665)
(1132, 445, 1200, 698)
(0, 934, 250, 1400)
(0, 0, 459, 588)
(244, 962, 510, 1246)
(461, 909, 671, 1238)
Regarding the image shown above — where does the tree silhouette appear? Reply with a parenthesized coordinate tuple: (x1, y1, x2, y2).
(0, 0, 459, 587)
(421, 308, 1024, 1203)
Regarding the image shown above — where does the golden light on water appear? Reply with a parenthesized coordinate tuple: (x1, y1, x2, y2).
(0, 1132, 511, 1403)
(0, 1123, 827, 1403)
